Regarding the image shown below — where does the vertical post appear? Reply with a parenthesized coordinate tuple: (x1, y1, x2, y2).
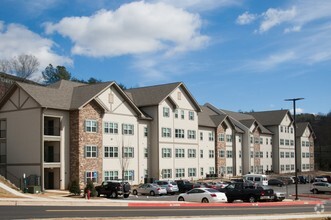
(285, 98, 304, 201)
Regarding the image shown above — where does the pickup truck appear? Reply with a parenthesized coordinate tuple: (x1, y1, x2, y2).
(95, 180, 131, 198)
(219, 182, 274, 203)
(175, 180, 200, 193)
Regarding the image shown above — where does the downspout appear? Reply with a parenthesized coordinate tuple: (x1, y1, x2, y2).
(40, 108, 45, 191)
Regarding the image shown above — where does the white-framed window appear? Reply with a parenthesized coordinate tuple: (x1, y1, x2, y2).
(306, 141, 310, 147)
(175, 129, 185, 138)
(175, 109, 179, 118)
(163, 107, 170, 117)
(266, 151, 269, 158)
(104, 170, 118, 181)
(270, 138, 273, 145)
(144, 148, 148, 158)
(200, 167, 204, 176)
(85, 146, 97, 158)
(226, 150, 232, 158)
(124, 170, 134, 181)
(209, 167, 215, 174)
(255, 151, 259, 158)
(200, 150, 203, 158)
(226, 135, 232, 142)
(286, 165, 290, 171)
(162, 169, 172, 178)
(250, 136, 253, 144)
(181, 110, 185, 119)
(238, 135, 242, 143)
(285, 152, 290, 158)
(104, 146, 118, 158)
(162, 128, 172, 138)
(209, 150, 214, 158)
(266, 138, 269, 145)
(280, 126, 283, 132)
(302, 141, 305, 147)
(162, 148, 172, 158)
(250, 151, 253, 158)
(218, 133, 225, 142)
(254, 137, 259, 144)
(260, 138, 263, 144)
(227, 167, 233, 174)
(209, 132, 214, 141)
(187, 130, 196, 139)
(188, 149, 196, 158)
(239, 166, 242, 174)
(290, 140, 294, 146)
(306, 152, 310, 158)
(290, 127, 293, 133)
(291, 152, 294, 158)
(188, 168, 196, 177)
(302, 164, 306, 170)
(280, 152, 284, 158)
(85, 120, 97, 133)
(123, 147, 134, 158)
(144, 127, 148, 137)
(189, 111, 194, 120)
(175, 148, 185, 158)
(260, 151, 263, 158)
(200, 132, 203, 140)
(281, 165, 285, 171)
(302, 152, 305, 158)
(285, 139, 290, 146)
(176, 168, 185, 178)
(85, 171, 98, 183)
(280, 139, 284, 145)
(122, 124, 134, 135)
(291, 164, 295, 171)
(104, 122, 118, 134)
(239, 150, 242, 158)
(219, 150, 225, 158)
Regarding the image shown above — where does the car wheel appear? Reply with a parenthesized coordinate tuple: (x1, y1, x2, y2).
(201, 198, 209, 203)
(133, 190, 138, 195)
(312, 189, 318, 194)
(111, 191, 118, 198)
(227, 199, 234, 203)
(150, 191, 155, 196)
(178, 197, 185, 201)
(248, 196, 256, 203)
(123, 194, 129, 198)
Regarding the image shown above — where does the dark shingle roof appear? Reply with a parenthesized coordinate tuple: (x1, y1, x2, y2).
(198, 106, 227, 127)
(249, 110, 290, 126)
(296, 122, 315, 138)
(125, 82, 202, 112)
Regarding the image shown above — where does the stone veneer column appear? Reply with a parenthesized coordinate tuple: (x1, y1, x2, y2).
(216, 125, 226, 176)
(70, 100, 104, 188)
(309, 136, 314, 171)
(253, 129, 261, 170)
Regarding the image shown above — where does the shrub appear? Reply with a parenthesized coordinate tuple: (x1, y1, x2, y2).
(84, 179, 97, 197)
(68, 179, 81, 195)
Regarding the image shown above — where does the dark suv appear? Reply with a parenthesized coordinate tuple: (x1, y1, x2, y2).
(95, 181, 131, 198)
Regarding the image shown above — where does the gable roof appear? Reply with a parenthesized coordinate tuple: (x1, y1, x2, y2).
(125, 82, 202, 112)
(249, 110, 292, 126)
(296, 122, 316, 138)
(0, 80, 150, 119)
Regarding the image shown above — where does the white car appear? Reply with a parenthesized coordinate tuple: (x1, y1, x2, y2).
(177, 188, 227, 203)
(311, 182, 331, 194)
(132, 183, 167, 196)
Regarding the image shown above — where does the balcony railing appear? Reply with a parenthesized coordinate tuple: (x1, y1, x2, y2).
(44, 153, 60, 163)
(44, 126, 60, 136)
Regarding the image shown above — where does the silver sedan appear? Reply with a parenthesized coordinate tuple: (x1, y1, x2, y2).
(132, 183, 167, 196)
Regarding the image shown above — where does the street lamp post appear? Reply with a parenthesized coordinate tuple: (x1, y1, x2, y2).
(285, 98, 304, 201)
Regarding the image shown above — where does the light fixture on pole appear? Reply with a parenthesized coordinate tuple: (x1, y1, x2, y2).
(284, 98, 304, 201)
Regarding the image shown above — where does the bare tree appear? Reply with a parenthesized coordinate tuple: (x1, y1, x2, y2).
(116, 137, 132, 181)
(11, 54, 40, 79)
(0, 59, 11, 73)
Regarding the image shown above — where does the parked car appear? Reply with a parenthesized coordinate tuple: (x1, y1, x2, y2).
(132, 183, 167, 196)
(320, 175, 331, 183)
(278, 176, 293, 185)
(219, 182, 274, 203)
(177, 188, 227, 203)
(175, 180, 200, 193)
(313, 176, 328, 182)
(298, 175, 308, 184)
(260, 185, 285, 201)
(95, 180, 131, 198)
(243, 174, 268, 186)
(311, 182, 331, 194)
(154, 180, 179, 195)
(268, 179, 285, 187)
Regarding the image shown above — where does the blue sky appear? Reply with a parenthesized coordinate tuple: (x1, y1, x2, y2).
(0, 0, 330, 114)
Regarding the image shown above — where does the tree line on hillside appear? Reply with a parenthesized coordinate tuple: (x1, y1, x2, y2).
(0, 54, 126, 89)
(297, 112, 331, 171)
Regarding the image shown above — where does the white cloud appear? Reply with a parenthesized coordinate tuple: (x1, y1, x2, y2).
(259, 7, 297, 33)
(284, 25, 301, 33)
(0, 22, 72, 80)
(45, 1, 209, 57)
(150, 0, 241, 12)
(236, 11, 257, 25)
(290, 108, 304, 114)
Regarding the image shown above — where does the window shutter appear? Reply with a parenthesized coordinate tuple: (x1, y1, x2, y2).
(84, 146, 86, 158)
(96, 147, 98, 158)
(122, 124, 124, 134)
(84, 171, 87, 183)
(132, 125, 134, 135)
(84, 120, 87, 132)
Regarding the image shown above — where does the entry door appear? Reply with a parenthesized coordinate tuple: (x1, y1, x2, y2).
(48, 172, 54, 189)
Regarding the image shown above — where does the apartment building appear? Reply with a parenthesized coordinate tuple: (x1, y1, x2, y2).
(250, 110, 296, 174)
(0, 78, 316, 190)
(296, 122, 315, 172)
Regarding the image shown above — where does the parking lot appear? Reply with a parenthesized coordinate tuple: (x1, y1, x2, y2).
(102, 183, 319, 202)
